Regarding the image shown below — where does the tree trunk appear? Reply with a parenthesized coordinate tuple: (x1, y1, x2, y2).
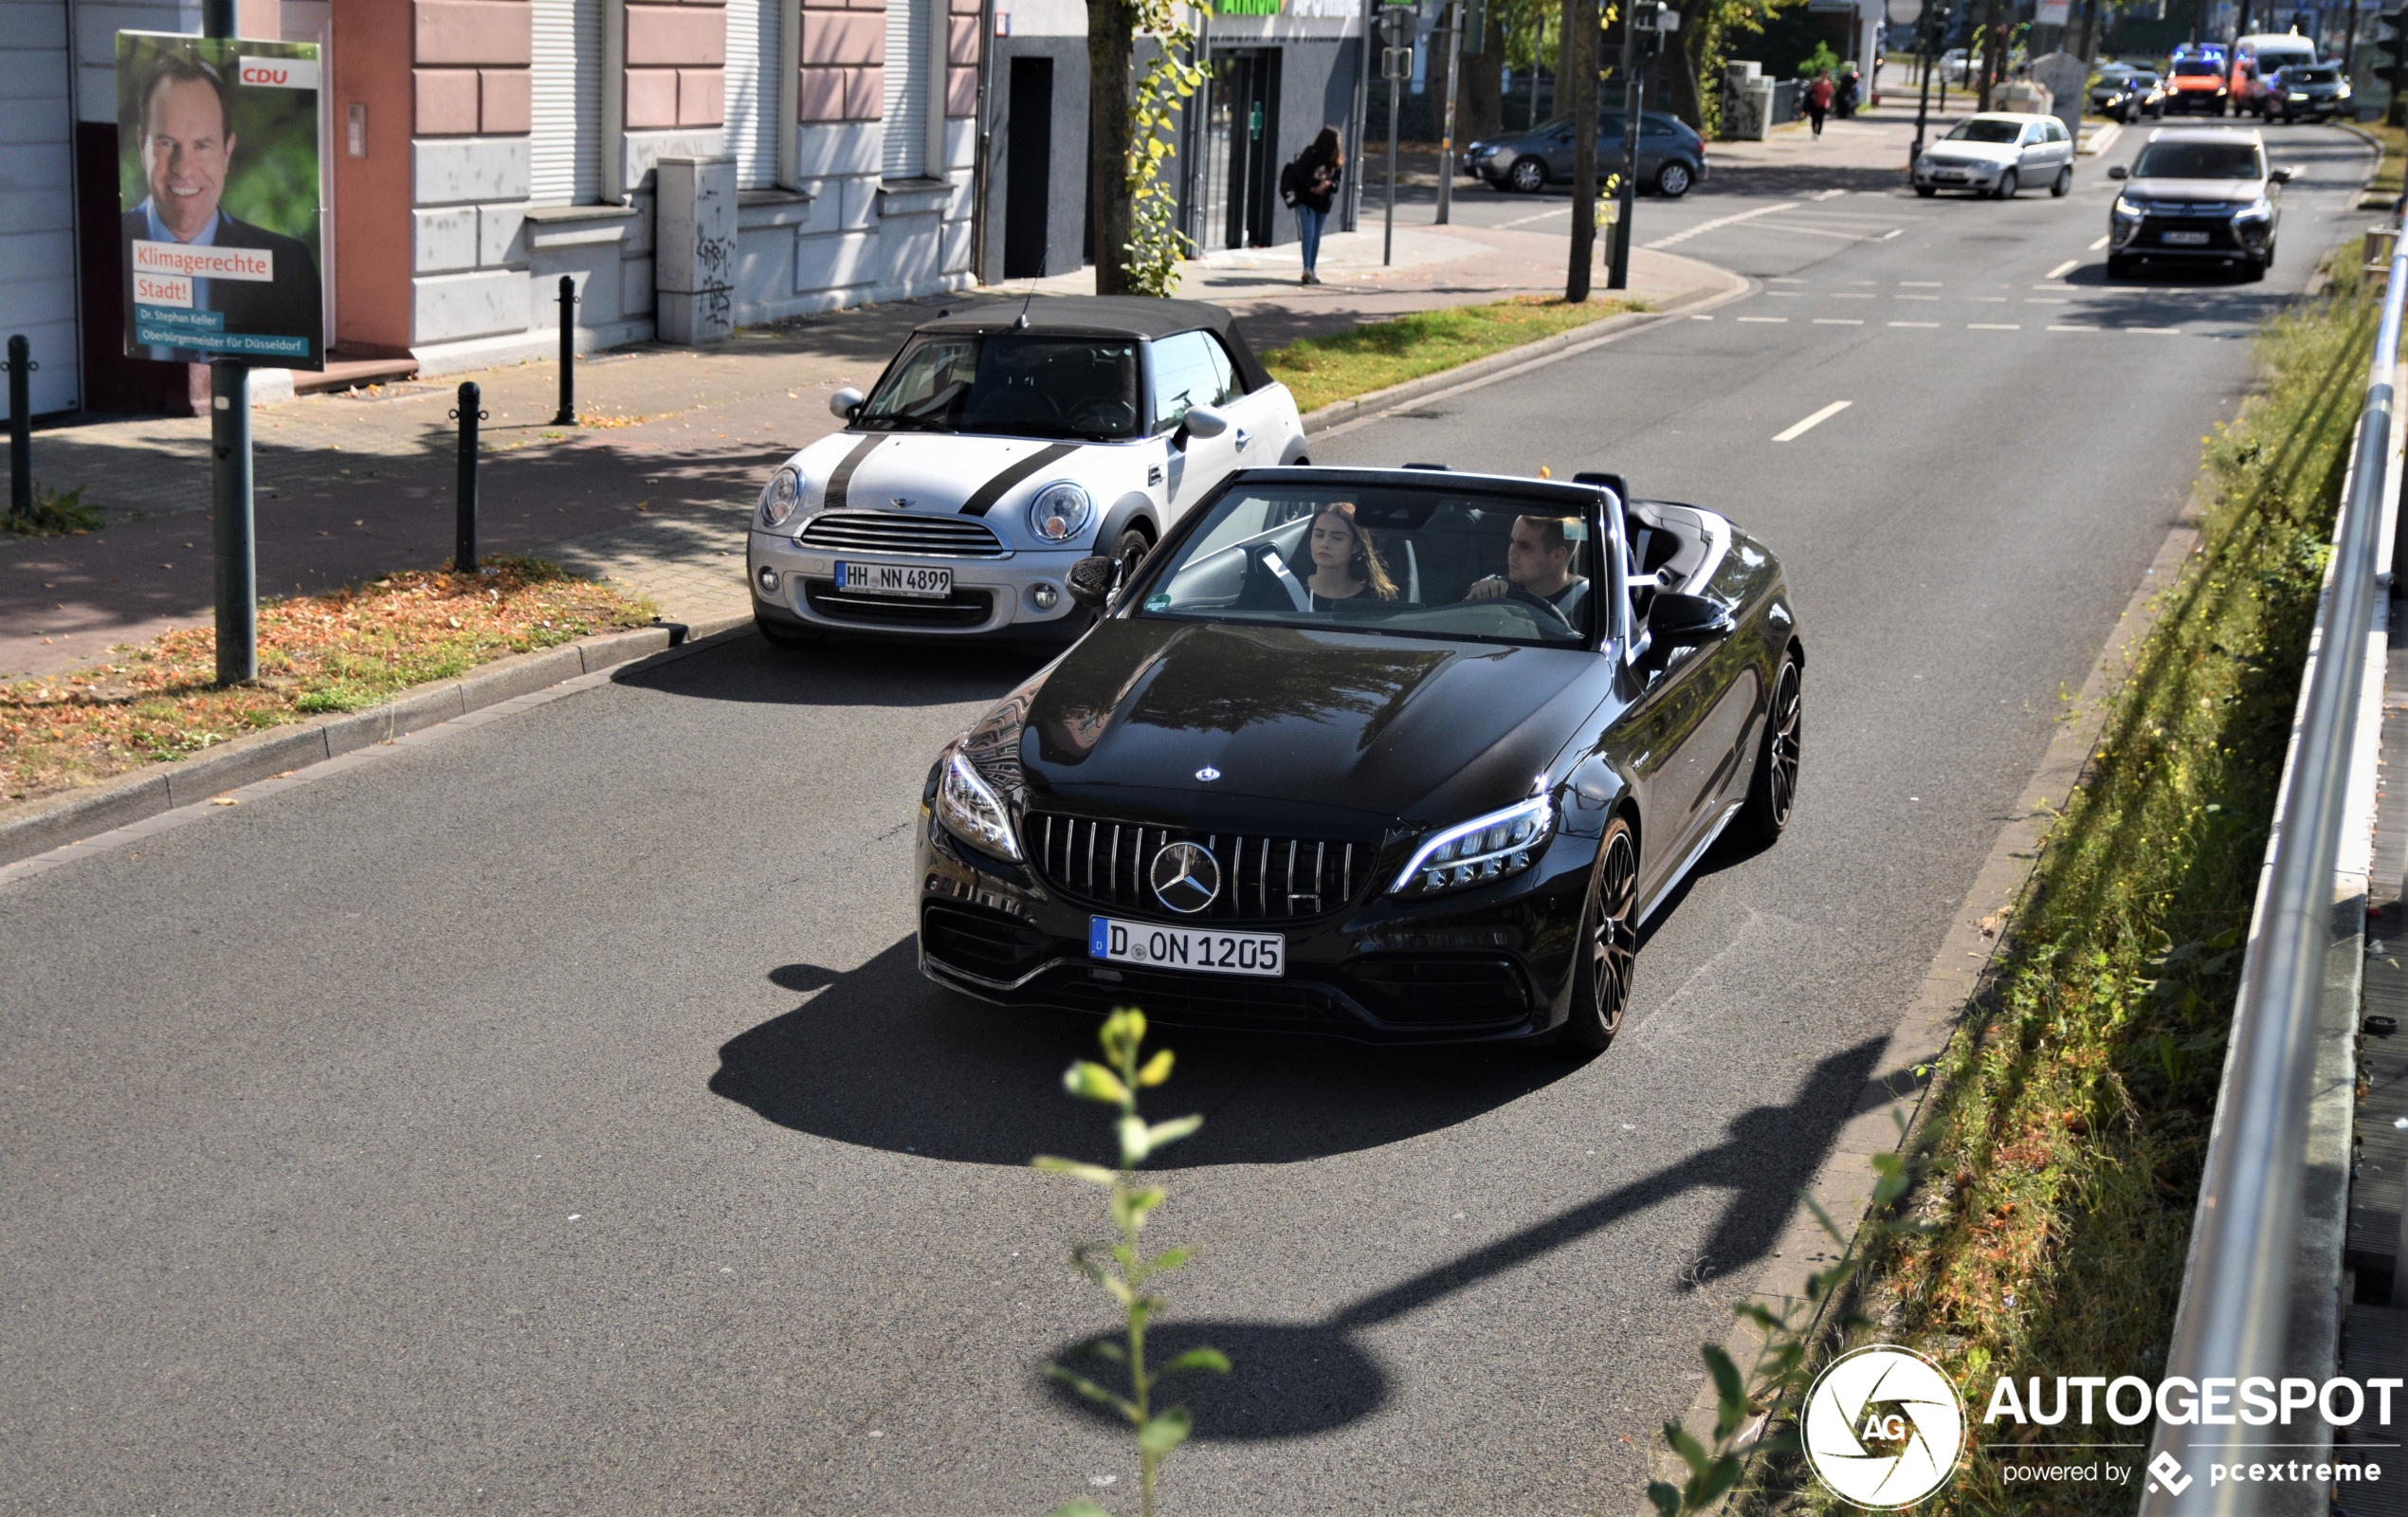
(1665, 0, 1708, 131)
(1087, 0, 1136, 296)
(1565, 0, 1596, 301)
(1462, 8, 1506, 141)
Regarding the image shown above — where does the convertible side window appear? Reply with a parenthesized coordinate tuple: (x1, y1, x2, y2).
(1201, 334, 1245, 404)
(1151, 331, 1222, 434)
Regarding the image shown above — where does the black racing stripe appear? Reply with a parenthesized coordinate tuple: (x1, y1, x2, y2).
(958, 443, 1080, 517)
(822, 433, 885, 513)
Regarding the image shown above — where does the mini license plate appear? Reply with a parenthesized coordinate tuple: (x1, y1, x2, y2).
(835, 560, 953, 598)
(1089, 917, 1285, 978)
(2162, 229, 2212, 246)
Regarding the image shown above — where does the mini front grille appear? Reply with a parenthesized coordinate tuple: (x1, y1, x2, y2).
(1029, 812, 1363, 923)
(800, 511, 1009, 558)
(805, 581, 994, 628)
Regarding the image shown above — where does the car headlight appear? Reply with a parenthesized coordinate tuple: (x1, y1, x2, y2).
(2289, 91, 2310, 101)
(2113, 194, 2143, 219)
(1476, 143, 1503, 158)
(2234, 195, 2273, 222)
(1390, 795, 1555, 898)
(759, 466, 805, 529)
(1027, 481, 1095, 543)
(934, 742, 1021, 861)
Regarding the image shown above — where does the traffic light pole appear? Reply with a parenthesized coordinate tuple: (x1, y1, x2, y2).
(1608, 12, 1641, 289)
(1436, 1, 1461, 224)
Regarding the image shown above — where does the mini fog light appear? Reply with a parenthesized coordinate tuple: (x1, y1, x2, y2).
(756, 565, 780, 594)
(1031, 583, 1060, 612)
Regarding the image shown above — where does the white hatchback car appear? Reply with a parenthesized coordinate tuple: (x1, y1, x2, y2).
(1912, 111, 2077, 198)
(747, 298, 1308, 646)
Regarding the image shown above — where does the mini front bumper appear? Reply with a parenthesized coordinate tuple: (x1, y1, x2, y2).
(748, 527, 1092, 638)
(913, 804, 1596, 1045)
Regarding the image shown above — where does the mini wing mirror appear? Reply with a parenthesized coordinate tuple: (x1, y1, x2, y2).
(1646, 592, 1736, 649)
(1181, 404, 1231, 440)
(2269, 166, 2294, 184)
(1066, 555, 1116, 611)
(830, 386, 865, 422)
(2107, 163, 2129, 180)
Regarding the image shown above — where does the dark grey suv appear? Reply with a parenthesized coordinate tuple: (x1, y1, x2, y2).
(1463, 111, 1710, 197)
(2107, 127, 2289, 281)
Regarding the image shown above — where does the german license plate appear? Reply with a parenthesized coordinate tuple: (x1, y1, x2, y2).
(836, 560, 952, 598)
(2162, 229, 2211, 246)
(1935, 171, 1966, 181)
(1089, 917, 1285, 978)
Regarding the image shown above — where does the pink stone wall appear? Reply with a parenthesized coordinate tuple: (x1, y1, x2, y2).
(412, 0, 532, 137)
(627, 0, 728, 129)
(797, 0, 883, 123)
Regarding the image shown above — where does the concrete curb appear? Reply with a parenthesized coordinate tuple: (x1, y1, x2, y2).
(0, 619, 734, 870)
(1298, 257, 1752, 438)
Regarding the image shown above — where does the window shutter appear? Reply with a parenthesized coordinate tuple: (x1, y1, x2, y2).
(531, 0, 602, 205)
(726, 0, 781, 190)
(881, 0, 932, 179)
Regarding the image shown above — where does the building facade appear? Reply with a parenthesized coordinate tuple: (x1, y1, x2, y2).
(8, 0, 982, 414)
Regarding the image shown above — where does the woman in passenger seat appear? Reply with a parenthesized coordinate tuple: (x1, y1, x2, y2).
(1242, 502, 1399, 612)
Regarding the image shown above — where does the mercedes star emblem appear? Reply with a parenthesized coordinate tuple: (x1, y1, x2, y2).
(1195, 766, 1221, 782)
(1149, 841, 1222, 915)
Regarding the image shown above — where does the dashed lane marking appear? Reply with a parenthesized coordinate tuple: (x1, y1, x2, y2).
(2046, 259, 2080, 278)
(1737, 316, 1789, 322)
(1773, 400, 1852, 443)
(1645, 201, 1801, 248)
(2089, 235, 2111, 249)
(1888, 320, 1942, 327)
(1968, 322, 2021, 330)
(1813, 318, 1866, 325)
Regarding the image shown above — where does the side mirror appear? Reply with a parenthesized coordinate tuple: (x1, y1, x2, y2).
(1181, 404, 1230, 440)
(830, 386, 865, 422)
(2269, 166, 2293, 184)
(1646, 592, 1736, 648)
(1066, 556, 1116, 611)
(2107, 163, 2129, 180)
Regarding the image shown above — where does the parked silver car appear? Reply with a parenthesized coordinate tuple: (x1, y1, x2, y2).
(747, 298, 1307, 646)
(1911, 111, 2076, 198)
(1462, 110, 1709, 197)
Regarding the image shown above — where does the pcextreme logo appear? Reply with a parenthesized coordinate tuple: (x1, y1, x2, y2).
(1803, 1345, 1968, 1508)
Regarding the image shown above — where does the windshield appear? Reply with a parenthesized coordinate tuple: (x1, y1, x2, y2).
(1133, 484, 1603, 649)
(857, 334, 1142, 440)
(2132, 140, 2265, 179)
(1944, 119, 2023, 143)
(2172, 60, 2222, 77)
(2284, 65, 2339, 82)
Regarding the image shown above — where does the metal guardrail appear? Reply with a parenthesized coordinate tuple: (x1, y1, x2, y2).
(2139, 242, 2408, 1516)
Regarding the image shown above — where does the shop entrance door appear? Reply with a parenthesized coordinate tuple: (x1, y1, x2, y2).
(1203, 49, 1279, 249)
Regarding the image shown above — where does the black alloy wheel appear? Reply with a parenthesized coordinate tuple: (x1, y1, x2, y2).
(1915, 183, 1938, 198)
(1994, 167, 2019, 200)
(1560, 816, 1640, 1052)
(1734, 652, 1802, 850)
(1109, 527, 1153, 593)
(1656, 159, 1693, 197)
(2107, 252, 2134, 279)
(1508, 155, 1548, 193)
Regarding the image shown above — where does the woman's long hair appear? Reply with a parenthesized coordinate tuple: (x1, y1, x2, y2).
(1314, 503, 1397, 600)
(1308, 125, 1345, 172)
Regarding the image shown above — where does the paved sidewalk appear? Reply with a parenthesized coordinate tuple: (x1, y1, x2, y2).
(7, 228, 1724, 682)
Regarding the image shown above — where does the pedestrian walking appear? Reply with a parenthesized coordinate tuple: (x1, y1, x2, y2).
(1280, 126, 1345, 286)
(1804, 73, 1834, 138)
(1835, 64, 1861, 119)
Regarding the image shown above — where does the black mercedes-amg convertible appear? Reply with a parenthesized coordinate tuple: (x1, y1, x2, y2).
(914, 466, 1801, 1048)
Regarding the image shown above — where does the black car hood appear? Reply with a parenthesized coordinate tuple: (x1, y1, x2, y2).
(1016, 618, 1610, 831)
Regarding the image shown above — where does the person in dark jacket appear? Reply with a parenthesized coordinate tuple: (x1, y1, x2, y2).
(122, 51, 322, 366)
(1278, 126, 1346, 286)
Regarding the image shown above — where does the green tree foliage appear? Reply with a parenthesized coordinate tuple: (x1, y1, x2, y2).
(1122, 0, 1208, 297)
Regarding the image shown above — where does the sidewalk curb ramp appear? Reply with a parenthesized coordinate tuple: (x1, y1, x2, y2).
(1298, 254, 1750, 437)
(0, 615, 744, 871)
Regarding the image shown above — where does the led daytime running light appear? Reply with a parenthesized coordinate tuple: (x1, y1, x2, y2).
(1389, 795, 1556, 897)
(936, 746, 1022, 861)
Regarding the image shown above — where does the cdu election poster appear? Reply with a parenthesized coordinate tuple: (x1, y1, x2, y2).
(117, 31, 324, 370)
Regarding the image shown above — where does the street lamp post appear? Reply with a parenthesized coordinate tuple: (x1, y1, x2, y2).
(202, 0, 255, 686)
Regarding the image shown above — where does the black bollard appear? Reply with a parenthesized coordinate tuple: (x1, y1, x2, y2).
(210, 358, 256, 685)
(6, 335, 30, 520)
(551, 276, 578, 427)
(450, 381, 487, 573)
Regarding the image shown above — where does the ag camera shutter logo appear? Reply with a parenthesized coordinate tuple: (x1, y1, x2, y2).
(1803, 1345, 1967, 1508)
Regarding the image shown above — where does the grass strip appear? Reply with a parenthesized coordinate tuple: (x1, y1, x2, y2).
(2361, 119, 2404, 203)
(1260, 295, 1636, 414)
(3, 557, 654, 806)
(3, 485, 104, 538)
(1796, 246, 2377, 1516)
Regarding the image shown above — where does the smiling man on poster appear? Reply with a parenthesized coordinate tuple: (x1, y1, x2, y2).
(119, 41, 323, 368)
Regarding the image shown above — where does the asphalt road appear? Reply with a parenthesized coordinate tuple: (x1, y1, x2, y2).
(0, 125, 2377, 1515)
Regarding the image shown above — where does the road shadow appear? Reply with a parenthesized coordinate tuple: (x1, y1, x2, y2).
(710, 937, 1586, 1167)
(1037, 1034, 1891, 1438)
(612, 629, 1044, 709)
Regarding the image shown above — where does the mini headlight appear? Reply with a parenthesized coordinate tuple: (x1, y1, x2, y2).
(1390, 795, 1556, 898)
(1027, 481, 1095, 543)
(759, 466, 805, 529)
(935, 744, 1022, 861)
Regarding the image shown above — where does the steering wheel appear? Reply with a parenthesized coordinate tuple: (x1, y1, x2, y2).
(1502, 585, 1578, 637)
(1069, 396, 1136, 433)
(979, 383, 1062, 422)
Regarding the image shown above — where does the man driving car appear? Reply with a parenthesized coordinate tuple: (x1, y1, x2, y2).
(1467, 515, 1590, 620)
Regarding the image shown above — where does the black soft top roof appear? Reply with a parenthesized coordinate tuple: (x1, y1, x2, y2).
(913, 296, 1274, 393)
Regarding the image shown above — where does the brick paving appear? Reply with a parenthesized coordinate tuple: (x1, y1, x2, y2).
(6, 228, 1725, 681)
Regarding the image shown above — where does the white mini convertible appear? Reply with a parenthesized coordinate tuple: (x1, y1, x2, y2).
(746, 297, 1309, 646)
